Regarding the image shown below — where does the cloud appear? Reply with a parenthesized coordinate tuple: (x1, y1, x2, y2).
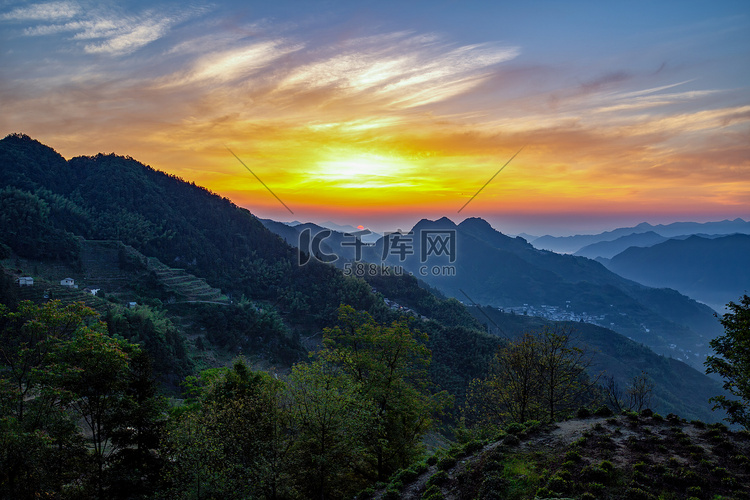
(82, 16, 175, 55)
(2, 1, 80, 21)
(6, 2, 206, 56)
(275, 32, 520, 109)
(155, 40, 303, 87)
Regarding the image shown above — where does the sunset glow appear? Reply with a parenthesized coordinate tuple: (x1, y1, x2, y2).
(1, 0, 748, 235)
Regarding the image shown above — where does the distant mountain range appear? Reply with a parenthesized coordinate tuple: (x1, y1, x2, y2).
(281, 220, 382, 244)
(261, 215, 723, 371)
(532, 219, 750, 254)
(601, 234, 750, 312)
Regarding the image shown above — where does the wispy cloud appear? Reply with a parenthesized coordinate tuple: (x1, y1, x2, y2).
(5, 2, 206, 55)
(276, 33, 520, 109)
(2, 1, 80, 21)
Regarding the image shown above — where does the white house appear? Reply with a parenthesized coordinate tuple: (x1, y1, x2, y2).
(60, 278, 75, 287)
(16, 276, 33, 286)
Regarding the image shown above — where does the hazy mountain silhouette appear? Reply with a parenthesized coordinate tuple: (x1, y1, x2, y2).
(604, 234, 750, 311)
(574, 231, 668, 259)
(533, 219, 750, 254)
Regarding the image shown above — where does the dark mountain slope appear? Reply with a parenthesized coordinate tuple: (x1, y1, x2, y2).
(467, 305, 723, 422)
(369, 217, 722, 370)
(0, 133, 383, 328)
(375, 415, 750, 500)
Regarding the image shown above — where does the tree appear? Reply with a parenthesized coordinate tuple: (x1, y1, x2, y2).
(465, 333, 542, 427)
(0, 300, 164, 499)
(465, 327, 598, 427)
(601, 371, 653, 412)
(705, 294, 750, 429)
(160, 359, 295, 500)
(321, 305, 451, 480)
(287, 358, 374, 499)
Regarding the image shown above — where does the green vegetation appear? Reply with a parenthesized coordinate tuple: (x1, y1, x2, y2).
(0, 301, 165, 498)
(464, 326, 598, 428)
(705, 294, 750, 430)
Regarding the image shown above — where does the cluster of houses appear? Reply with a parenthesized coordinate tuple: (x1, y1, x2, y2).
(17, 276, 80, 288)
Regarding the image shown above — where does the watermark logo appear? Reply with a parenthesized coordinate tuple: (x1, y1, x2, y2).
(421, 230, 456, 263)
(299, 228, 457, 277)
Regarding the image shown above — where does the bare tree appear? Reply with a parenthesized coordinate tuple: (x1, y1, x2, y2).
(627, 371, 653, 412)
(465, 326, 599, 425)
(601, 371, 653, 412)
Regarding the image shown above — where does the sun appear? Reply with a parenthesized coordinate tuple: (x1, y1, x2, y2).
(314, 151, 414, 189)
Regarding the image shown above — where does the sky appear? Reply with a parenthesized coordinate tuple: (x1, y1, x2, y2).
(1, 0, 749, 236)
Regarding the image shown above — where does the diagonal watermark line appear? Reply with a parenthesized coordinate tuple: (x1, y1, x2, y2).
(459, 288, 510, 339)
(457, 145, 525, 213)
(226, 146, 294, 214)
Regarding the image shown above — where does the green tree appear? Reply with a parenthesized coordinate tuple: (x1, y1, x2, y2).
(160, 359, 294, 500)
(287, 358, 374, 499)
(0, 300, 165, 499)
(705, 294, 750, 429)
(322, 305, 451, 480)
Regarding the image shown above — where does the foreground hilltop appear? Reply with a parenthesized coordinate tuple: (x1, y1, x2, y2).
(371, 410, 750, 500)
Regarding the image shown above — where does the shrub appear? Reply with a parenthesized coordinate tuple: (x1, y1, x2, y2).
(547, 475, 572, 493)
(426, 455, 438, 466)
(562, 460, 577, 470)
(690, 419, 705, 428)
(357, 487, 375, 499)
(573, 436, 588, 447)
(393, 467, 419, 484)
(414, 461, 429, 474)
(421, 485, 445, 500)
(557, 470, 572, 481)
(503, 434, 520, 446)
(640, 408, 653, 418)
(625, 486, 654, 500)
(580, 493, 596, 500)
(595, 405, 614, 417)
(437, 456, 457, 471)
(534, 487, 553, 498)
(686, 485, 702, 496)
(565, 449, 582, 462)
(479, 472, 508, 499)
(523, 420, 542, 433)
(651, 412, 664, 422)
(462, 440, 484, 456)
(426, 471, 448, 487)
(382, 487, 401, 500)
(577, 407, 592, 418)
(587, 482, 605, 492)
(506, 422, 524, 434)
(712, 466, 730, 478)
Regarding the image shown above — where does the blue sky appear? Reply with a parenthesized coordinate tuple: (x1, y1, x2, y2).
(1, 0, 748, 235)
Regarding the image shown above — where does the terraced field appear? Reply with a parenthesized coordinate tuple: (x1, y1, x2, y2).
(147, 257, 229, 304)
